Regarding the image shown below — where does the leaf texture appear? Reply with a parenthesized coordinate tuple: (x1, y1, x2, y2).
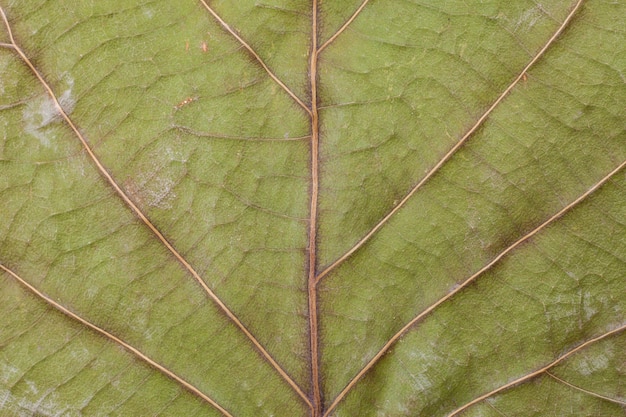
(0, 0, 624, 416)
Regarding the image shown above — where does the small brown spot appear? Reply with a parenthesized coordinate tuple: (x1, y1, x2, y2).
(174, 96, 198, 110)
(201, 41, 208, 53)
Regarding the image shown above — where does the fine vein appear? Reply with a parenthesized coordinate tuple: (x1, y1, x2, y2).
(198, 0, 312, 116)
(315, 0, 585, 284)
(0, 6, 310, 410)
(308, 1, 322, 415)
(446, 323, 626, 416)
(174, 125, 312, 142)
(317, 0, 370, 54)
(545, 371, 626, 406)
(324, 159, 626, 416)
(0, 263, 233, 417)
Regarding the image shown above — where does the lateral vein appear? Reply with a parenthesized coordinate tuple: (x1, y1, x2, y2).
(317, 0, 370, 54)
(447, 324, 626, 416)
(0, 263, 234, 417)
(545, 371, 626, 406)
(198, 0, 312, 116)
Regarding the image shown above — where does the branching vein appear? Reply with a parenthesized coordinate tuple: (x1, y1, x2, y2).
(317, 0, 370, 54)
(545, 371, 626, 406)
(323, 158, 626, 416)
(315, 0, 586, 284)
(197, 0, 312, 116)
(446, 323, 626, 416)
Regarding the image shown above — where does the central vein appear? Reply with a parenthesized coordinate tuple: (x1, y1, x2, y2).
(308, 0, 322, 415)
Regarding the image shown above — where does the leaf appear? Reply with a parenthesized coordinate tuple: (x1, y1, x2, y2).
(0, 0, 624, 416)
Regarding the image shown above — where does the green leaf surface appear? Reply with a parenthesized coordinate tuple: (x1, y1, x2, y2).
(0, 0, 624, 416)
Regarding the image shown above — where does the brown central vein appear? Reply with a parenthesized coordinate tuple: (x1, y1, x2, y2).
(315, 0, 585, 284)
(308, 1, 322, 415)
(198, 0, 312, 116)
(447, 323, 626, 416)
(0, 263, 233, 417)
(0, 6, 311, 410)
(323, 159, 626, 416)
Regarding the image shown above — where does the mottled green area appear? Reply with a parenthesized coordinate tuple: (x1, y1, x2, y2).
(548, 331, 626, 410)
(1, 0, 309, 415)
(1, 0, 625, 416)
(319, 1, 626, 408)
(316, 0, 589, 267)
(461, 374, 625, 417)
(462, 330, 626, 416)
(0, 275, 222, 417)
(330, 173, 626, 415)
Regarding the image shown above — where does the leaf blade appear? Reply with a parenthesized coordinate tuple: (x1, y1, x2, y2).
(1, 0, 624, 416)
